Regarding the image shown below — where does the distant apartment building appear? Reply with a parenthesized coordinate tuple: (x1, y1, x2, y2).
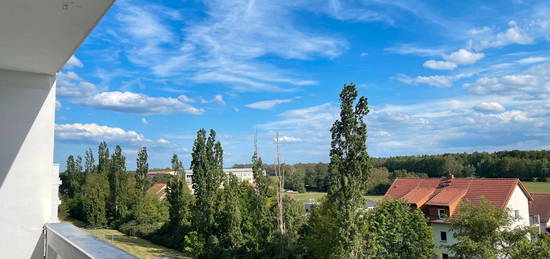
(529, 193, 550, 235)
(148, 168, 255, 192)
(384, 176, 533, 259)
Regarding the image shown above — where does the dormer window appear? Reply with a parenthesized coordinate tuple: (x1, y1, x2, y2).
(437, 208, 447, 219)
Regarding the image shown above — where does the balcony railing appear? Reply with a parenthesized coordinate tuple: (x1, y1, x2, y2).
(44, 223, 137, 259)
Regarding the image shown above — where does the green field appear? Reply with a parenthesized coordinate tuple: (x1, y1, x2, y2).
(287, 192, 326, 203)
(523, 181, 550, 194)
(287, 192, 383, 204)
(86, 228, 187, 259)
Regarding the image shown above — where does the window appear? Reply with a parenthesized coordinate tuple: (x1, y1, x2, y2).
(440, 231, 447, 242)
(437, 208, 447, 219)
(514, 210, 520, 218)
(442, 254, 449, 259)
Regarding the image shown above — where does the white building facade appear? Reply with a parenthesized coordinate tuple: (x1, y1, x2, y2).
(0, 1, 115, 258)
(384, 177, 533, 259)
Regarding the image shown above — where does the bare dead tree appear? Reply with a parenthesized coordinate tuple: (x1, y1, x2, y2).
(275, 132, 286, 235)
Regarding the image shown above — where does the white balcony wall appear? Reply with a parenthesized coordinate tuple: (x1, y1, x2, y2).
(0, 69, 58, 258)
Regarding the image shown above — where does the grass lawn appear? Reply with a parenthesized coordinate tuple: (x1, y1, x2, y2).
(287, 192, 383, 204)
(287, 192, 326, 204)
(523, 181, 550, 194)
(85, 228, 188, 259)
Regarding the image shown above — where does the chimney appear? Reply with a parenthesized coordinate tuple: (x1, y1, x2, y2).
(448, 174, 454, 179)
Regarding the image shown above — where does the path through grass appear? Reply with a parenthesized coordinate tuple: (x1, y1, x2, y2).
(86, 228, 187, 259)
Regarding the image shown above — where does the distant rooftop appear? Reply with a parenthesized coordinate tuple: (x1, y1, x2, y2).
(384, 177, 533, 217)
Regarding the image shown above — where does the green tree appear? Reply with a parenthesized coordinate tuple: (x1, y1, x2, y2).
(107, 145, 130, 224)
(135, 147, 150, 196)
(364, 199, 434, 259)
(448, 199, 538, 259)
(81, 172, 109, 227)
(191, 129, 225, 240)
(508, 234, 550, 259)
(166, 154, 193, 227)
(65, 155, 80, 198)
(132, 147, 151, 221)
(279, 196, 307, 257)
(84, 148, 95, 174)
(97, 141, 110, 175)
(326, 83, 370, 257)
(219, 175, 244, 251)
(302, 198, 340, 258)
(249, 143, 273, 255)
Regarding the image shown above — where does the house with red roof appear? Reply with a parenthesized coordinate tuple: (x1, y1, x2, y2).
(384, 175, 533, 259)
(529, 193, 550, 235)
(147, 183, 167, 200)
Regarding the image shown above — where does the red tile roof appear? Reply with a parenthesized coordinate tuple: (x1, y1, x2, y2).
(529, 193, 550, 223)
(147, 183, 167, 198)
(384, 177, 533, 217)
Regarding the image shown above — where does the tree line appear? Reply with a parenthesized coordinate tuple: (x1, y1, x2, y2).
(59, 84, 549, 258)
(241, 150, 550, 195)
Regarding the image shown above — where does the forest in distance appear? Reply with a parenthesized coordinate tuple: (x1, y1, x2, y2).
(228, 150, 550, 194)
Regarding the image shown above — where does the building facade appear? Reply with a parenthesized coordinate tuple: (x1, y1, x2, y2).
(0, 1, 116, 258)
(383, 176, 533, 259)
(529, 193, 550, 235)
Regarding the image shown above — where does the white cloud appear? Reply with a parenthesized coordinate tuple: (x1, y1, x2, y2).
(56, 123, 147, 144)
(360, 52, 369, 57)
(468, 26, 491, 35)
(56, 123, 175, 149)
(397, 74, 466, 88)
(75, 91, 204, 115)
(423, 49, 484, 71)
(64, 55, 83, 69)
(423, 60, 457, 70)
(444, 49, 484, 65)
(385, 44, 447, 56)
(157, 138, 170, 144)
(56, 72, 98, 98)
(463, 62, 550, 98)
(488, 111, 531, 122)
(371, 131, 391, 137)
(141, 117, 149, 125)
(473, 102, 505, 113)
(471, 21, 534, 50)
(275, 136, 302, 143)
(246, 98, 293, 110)
(177, 95, 195, 103)
(55, 100, 62, 111)
(213, 94, 225, 105)
(517, 56, 548, 64)
(115, 1, 345, 92)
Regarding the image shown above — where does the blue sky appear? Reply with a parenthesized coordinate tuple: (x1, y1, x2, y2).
(55, 0, 550, 170)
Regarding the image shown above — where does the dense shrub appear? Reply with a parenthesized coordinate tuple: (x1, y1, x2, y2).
(119, 220, 162, 237)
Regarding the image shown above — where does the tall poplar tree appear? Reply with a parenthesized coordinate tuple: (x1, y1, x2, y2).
(220, 174, 243, 250)
(97, 141, 110, 175)
(191, 129, 224, 241)
(250, 135, 272, 253)
(166, 153, 192, 227)
(135, 147, 150, 196)
(75, 155, 84, 185)
(65, 155, 79, 198)
(327, 83, 370, 257)
(107, 145, 129, 223)
(84, 148, 95, 174)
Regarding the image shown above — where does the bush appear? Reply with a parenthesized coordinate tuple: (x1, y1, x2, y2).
(118, 220, 162, 237)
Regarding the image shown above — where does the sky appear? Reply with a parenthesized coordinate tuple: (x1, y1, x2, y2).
(55, 0, 550, 170)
